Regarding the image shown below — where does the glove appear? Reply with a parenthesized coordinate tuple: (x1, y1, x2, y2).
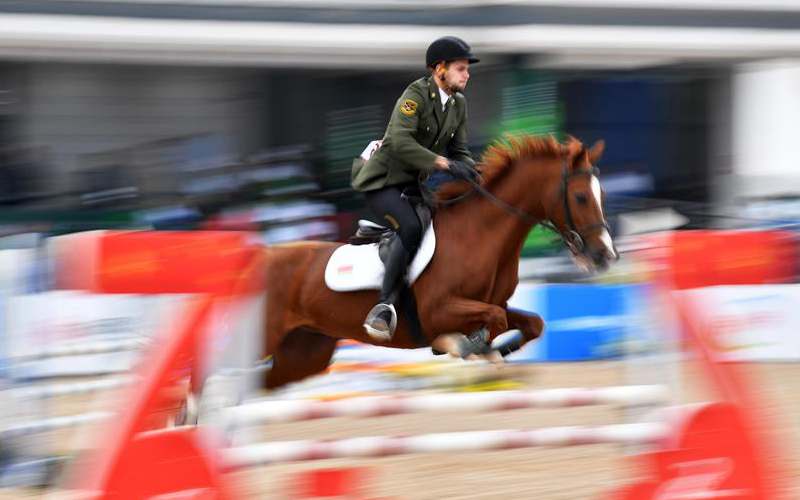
(447, 160, 480, 183)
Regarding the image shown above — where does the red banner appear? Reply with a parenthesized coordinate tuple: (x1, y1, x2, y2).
(660, 230, 798, 289)
(54, 231, 263, 294)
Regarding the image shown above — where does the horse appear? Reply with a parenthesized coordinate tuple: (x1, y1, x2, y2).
(261, 135, 616, 389)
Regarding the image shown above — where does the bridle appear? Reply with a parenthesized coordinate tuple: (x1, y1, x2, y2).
(544, 162, 611, 256)
(446, 157, 611, 257)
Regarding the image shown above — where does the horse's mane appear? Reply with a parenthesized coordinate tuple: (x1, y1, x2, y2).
(436, 134, 584, 202)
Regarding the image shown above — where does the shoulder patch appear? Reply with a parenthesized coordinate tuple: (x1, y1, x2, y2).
(399, 99, 418, 116)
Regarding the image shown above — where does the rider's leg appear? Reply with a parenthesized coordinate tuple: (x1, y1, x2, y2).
(378, 236, 411, 306)
(363, 185, 422, 339)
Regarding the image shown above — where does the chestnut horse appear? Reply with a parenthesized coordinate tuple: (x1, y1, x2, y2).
(262, 135, 616, 389)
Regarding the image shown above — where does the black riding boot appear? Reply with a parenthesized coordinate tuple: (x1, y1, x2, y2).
(363, 237, 412, 340)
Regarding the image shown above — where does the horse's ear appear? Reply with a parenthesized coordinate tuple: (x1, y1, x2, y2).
(588, 140, 605, 164)
(563, 136, 583, 167)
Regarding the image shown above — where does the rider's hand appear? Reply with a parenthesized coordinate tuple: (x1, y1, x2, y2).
(448, 159, 481, 182)
(434, 156, 450, 171)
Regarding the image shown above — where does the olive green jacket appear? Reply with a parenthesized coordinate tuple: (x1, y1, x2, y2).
(351, 76, 475, 192)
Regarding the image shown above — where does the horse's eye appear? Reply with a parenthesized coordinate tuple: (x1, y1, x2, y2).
(575, 193, 588, 205)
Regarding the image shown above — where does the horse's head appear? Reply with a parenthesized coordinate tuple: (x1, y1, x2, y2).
(440, 134, 617, 272)
(545, 139, 618, 273)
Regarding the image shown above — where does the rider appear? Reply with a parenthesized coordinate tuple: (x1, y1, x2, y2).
(351, 36, 481, 339)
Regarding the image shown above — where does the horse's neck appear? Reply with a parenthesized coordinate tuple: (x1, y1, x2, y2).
(438, 159, 553, 262)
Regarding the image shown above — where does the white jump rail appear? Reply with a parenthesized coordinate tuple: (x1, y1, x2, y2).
(217, 359, 274, 378)
(222, 384, 669, 427)
(0, 411, 113, 439)
(222, 422, 668, 468)
(10, 338, 150, 361)
(5, 375, 135, 399)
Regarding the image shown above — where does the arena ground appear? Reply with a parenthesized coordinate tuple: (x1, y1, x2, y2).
(3, 361, 798, 499)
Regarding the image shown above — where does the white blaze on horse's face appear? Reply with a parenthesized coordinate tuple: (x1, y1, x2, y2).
(590, 175, 616, 259)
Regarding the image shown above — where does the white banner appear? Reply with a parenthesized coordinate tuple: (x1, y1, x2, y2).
(4, 292, 185, 379)
(681, 285, 800, 361)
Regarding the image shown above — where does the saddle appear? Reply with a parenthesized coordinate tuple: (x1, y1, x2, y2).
(349, 188, 434, 263)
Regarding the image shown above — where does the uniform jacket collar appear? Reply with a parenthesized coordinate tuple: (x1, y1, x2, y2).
(427, 76, 454, 127)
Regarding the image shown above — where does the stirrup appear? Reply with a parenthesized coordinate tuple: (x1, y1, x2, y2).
(363, 303, 397, 341)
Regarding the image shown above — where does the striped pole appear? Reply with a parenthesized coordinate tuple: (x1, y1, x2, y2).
(1, 411, 112, 439)
(11, 338, 148, 361)
(6, 376, 135, 399)
(222, 423, 668, 468)
(217, 359, 273, 378)
(223, 385, 668, 427)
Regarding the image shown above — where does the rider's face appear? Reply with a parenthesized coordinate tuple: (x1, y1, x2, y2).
(439, 60, 470, 93)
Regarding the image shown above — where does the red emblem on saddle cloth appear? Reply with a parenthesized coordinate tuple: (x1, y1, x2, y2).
(337, 265, 353, 275)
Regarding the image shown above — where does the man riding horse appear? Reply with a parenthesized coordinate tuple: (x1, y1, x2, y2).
(352, 36, 482, 339)
(254, 32, 616, 389)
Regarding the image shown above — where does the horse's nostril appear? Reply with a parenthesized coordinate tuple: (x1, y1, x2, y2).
(597, 247, 613, 259)
(591, 247, 615, 266)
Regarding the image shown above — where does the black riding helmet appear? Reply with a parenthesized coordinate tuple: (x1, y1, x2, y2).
(426, 36, 480, 68)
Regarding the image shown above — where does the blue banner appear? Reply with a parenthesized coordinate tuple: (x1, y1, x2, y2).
(507, 283, 644, 362)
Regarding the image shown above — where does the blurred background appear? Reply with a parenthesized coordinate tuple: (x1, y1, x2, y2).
(0, 0, 799, 252)
(1, 1, 800, 497)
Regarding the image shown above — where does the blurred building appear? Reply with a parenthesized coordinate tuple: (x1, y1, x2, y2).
(1, 0, 800, 231)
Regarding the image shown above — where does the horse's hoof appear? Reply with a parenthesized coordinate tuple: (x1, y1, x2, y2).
(484, 350, 505, 365)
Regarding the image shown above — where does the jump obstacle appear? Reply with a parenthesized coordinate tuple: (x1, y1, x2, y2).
(10, 337, 148, 362)
(223, 423, 668, 469)
(221, 384, 668, 426)
(0, 336, 149, 487)
(11, 230, 779, 499)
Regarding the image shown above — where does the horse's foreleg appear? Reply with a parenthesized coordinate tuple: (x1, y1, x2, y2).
(493, 308, 545, 357)
(429, 298, 508, 360)
(443, 297, 509, 335)
(506, 308, 544, 340)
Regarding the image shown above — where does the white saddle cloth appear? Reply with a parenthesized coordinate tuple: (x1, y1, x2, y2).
(324, 223, 436, 292)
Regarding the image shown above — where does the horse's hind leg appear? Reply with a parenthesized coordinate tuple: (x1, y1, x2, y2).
(264, 328, 338, 390)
